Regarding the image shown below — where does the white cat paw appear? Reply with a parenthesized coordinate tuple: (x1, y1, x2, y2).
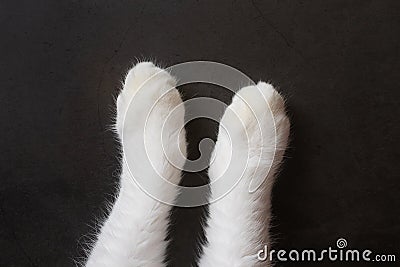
(115, 62, 182, 137)
(213, 82, 290, 190)
(228, 82, 286, 129)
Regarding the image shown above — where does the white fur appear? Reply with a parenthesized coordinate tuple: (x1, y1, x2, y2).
(84, 62, 290, 267)
(197, 82, 290, 267)
(85, 62, 186, 267)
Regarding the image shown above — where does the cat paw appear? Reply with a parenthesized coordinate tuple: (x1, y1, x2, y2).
(228, 82, 286, 131)
(115, 62, 181, 137)
(212, 82, 290, 189)
(115, 62, 186, 180)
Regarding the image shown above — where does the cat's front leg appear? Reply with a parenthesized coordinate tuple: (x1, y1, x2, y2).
(198, 82, 290, 267)
(86, 62, 186, 267)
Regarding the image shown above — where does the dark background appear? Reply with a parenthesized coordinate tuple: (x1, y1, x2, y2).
(1, 0, 399, 266)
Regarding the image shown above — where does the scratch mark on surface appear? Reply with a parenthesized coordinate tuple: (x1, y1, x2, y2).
(95, 4, 147, 157)
(96, 5, 146, 153)
(251, 0, 314, 68)
(96, 22, 133, 132)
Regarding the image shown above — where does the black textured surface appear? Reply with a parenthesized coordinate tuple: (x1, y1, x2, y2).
(1, 1, 399, 266)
